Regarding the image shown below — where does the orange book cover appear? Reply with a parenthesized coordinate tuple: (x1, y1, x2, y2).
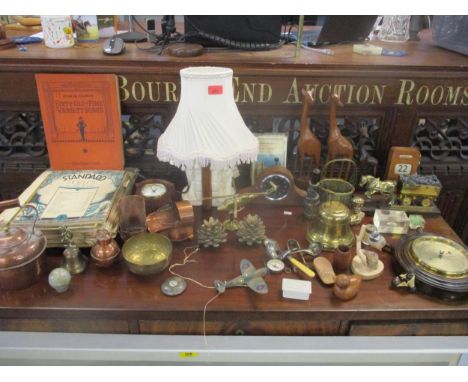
(35, 73, 124, 170)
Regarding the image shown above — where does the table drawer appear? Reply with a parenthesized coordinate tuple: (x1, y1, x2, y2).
(139, 319, 344, 336)
(349, 320, 468, 336)
(0, 318, 130, 334)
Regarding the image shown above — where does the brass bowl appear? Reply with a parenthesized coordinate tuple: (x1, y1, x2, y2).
(122, 232, 172, 276)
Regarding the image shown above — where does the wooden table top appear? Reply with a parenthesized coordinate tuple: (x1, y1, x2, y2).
(1, 204, 467, 322)
(1, 30, 467, 73)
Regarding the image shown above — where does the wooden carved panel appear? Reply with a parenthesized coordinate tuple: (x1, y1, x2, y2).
(0, 112, 47, 159)
(412, 115, 468, 242)
(412, 116, 468, 162)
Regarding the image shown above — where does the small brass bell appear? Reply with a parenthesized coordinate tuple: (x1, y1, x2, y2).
(63, 245, 87, 275)
(306, 200, 355, 250)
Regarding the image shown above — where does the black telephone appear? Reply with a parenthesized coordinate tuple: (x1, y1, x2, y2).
(184, 16, 284, 51)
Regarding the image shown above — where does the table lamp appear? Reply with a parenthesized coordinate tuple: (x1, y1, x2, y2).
(157, 67, 259, 209)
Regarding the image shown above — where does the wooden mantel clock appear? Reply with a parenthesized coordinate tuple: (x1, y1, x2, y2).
(134, 179, 176, 213)
(241, 166, 306, 206)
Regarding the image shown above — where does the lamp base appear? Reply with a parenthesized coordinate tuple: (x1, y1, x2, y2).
(202, 166, 212, 211)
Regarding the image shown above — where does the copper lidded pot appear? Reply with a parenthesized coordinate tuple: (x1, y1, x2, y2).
(90, 229, 120, 268)
(0, 198, 47, 290)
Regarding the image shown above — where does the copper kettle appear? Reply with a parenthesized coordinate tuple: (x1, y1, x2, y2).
(0, 198, 47, 290)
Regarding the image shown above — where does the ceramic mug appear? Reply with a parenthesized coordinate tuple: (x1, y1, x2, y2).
(40, 15, 75, 48)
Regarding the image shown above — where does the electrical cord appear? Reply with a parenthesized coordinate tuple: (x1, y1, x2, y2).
(130, 15, 184, 54)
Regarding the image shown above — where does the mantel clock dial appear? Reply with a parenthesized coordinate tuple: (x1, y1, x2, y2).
(134, 179, 176, 213)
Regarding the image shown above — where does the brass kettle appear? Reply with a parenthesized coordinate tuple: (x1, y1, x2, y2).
(306, 200, 355, 250)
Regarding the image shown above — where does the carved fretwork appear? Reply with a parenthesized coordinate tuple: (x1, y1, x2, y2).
(412, 116, 468, 162)
(122, 114, 162, 158)
(0, 112, 47, 159)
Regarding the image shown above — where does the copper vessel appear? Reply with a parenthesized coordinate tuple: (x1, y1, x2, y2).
(146, 201, 194, 242)
(0, 198, 47, 290)
(90, 229, 120, 268)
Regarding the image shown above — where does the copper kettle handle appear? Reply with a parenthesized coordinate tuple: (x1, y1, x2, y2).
(0, 198, 39, 234)
(0, 198, 20, 212)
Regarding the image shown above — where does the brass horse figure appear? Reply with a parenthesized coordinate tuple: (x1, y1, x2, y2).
(294, 87, 321, 188)
(327, 94, 354, 161)
(359, 175, 397, 204)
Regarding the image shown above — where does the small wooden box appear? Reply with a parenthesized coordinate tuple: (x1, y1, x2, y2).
(385, 147, 421, 181)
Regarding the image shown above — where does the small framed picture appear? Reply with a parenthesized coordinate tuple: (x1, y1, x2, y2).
(250, 133, 288, 184)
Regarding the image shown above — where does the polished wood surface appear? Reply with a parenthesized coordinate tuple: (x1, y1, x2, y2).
(0, 205, 467, 335)
(0, 30, 466, 69)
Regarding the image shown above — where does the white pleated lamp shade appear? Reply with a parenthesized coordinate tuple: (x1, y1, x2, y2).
(157, 67, 259, 170)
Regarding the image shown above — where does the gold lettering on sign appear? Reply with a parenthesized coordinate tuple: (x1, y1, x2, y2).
(356, 85, 370, 104)
(119, 75, 467, 106)
(371, 85, 386, 104)
(258, 83, 272, 103)
(416, 85, 430, 105)
(431, 85, 444, 105)
(233, 77, 240, 102)
(283, 78, 299, 104)
(396, 79, 416, 105)
(319, 84, 331, 104)
(333, 84, 347, 98)
(164, 82, 178, 102)
(147, 81, 162, 102)
(241, 83, 256, 103)
(396, 80, 468, 105)
(132, 81, 145, 102)
(118, 75, 130, 101)
(233, 77, 272, 103)
(445, 86, 462, 105)
(347, 84, 356, 104)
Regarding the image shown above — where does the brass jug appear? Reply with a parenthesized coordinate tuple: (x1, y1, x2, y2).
(306, 200, 355, 250)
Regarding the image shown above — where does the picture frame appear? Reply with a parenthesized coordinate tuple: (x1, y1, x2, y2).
(250, 132, 288, 184)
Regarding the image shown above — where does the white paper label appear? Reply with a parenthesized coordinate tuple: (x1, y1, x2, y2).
(394, 163, 412, 175)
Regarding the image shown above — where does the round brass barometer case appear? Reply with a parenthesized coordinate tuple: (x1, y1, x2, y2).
(395, 233, 468, 297)
(409, 236, 468, 278)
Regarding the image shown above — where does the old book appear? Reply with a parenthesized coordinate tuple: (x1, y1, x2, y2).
(0, 169, 138, 247)
(35, 73, 124, 170)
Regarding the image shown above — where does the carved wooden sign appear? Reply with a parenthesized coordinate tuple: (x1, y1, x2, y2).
(117, 74, 468, 108)
(0, 72, 467, 113)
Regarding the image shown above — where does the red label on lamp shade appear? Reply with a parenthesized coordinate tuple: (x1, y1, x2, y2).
(208, 85, 223, 95)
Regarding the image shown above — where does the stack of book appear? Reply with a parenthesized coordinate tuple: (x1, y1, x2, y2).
(0, 169, 138, 247)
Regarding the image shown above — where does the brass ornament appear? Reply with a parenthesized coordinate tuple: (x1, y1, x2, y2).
(237, 214, 266, 246)
(306, 201, 354, 250)
(198, 217, 228, 248)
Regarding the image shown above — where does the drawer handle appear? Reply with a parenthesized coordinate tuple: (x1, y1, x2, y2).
(235, 329, 246, 336)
